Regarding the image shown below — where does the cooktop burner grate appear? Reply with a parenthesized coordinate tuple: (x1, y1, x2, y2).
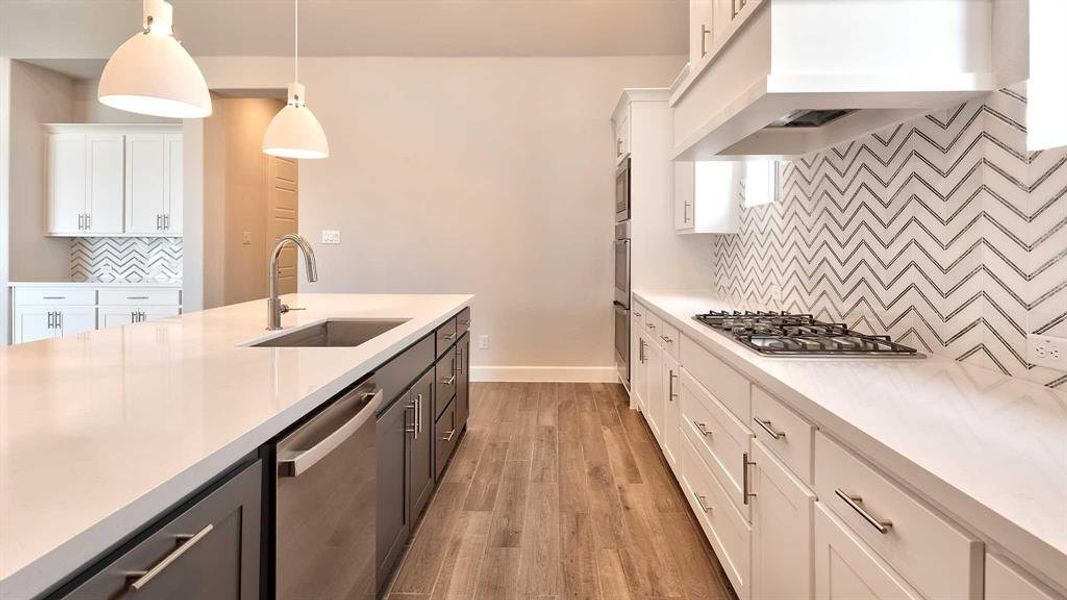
(693, 310, 921, 357)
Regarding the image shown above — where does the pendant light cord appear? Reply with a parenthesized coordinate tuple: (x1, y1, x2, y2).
(294, 0, 299, 83)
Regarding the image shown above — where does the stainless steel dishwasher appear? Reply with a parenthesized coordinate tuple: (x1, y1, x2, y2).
(273, 379, 382, 600)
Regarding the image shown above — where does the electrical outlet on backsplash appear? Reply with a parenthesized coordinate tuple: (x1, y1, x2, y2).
(70, 237, 183, 283)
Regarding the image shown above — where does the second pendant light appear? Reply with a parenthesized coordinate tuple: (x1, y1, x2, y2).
(263, 0, 329, 159)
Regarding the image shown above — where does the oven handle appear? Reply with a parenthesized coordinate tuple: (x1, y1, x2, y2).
(613, 301, 629, 314)
(278, 387, 383, 478)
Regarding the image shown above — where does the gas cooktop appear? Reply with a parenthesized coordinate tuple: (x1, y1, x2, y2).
(693, 310, 922, 358)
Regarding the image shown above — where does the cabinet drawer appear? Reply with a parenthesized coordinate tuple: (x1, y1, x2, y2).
(435, 346, 458, 419)
(658, 320, 680, 358)
(375, 333, 435, 410)
(64, 459, 262, 599)
(814, 433, 982, 599)
(98, 288, 181, 306)
(640, 309, 662, 339)
(986, 554, 1061, 600)
(435, 316, 458, 355)
(456, 307, 471, 335)
(751, 386, 814, 484)
(14, 286, 95, 306)
(679, 368, 752, 517)
(631, 301, 649, 323)
(680, 335, 751, 422)
(680, 429, 751, 599)
(435, 397, 459, 480)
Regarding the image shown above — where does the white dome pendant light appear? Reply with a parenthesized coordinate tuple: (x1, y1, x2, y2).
(98, 0, 212, 118)
(262, 0, 329, 159)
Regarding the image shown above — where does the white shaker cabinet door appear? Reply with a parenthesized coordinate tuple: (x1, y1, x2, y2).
(813, 503, 923, 600)
(85, 134, 125, 234)
(48, 133, 87, 234)
(163, 133, 183, 233)
(98, 307, 137, 329)
(644, 338, 664, 441)
(13, 307, 56, 344)
(56, 307, 96, 336)
(751, 440, 816, 600)
(143, 306, 181, 322)
(125, 134, 167, 234)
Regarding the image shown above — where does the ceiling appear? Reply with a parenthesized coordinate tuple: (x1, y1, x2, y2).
(1, 0, 688, 64)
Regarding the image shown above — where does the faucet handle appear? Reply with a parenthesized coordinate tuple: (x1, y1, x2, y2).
(279, 304, 306, 314)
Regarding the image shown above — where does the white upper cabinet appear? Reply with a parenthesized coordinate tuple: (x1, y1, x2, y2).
(672, 0, 1003, 159)
(673, 160, 742, 234)
(45, 124, 182, 237)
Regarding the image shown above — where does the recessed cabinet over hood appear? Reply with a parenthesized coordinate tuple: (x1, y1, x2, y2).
(671, 0, 1024, 160)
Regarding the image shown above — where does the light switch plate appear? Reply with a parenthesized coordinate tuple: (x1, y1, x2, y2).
(478, 335, 490, 349)
(242, 231, 252, 245)
(321, 230, 341, 245)
(1028, 334, 1067, 370)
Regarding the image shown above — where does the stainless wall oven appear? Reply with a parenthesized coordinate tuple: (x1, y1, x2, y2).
(615, 157, 631, 222)
(613, 221, 630, 386)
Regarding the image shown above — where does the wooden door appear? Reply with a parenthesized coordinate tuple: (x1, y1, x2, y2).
(409, 368, 436, 521)
(48, 133, 87, 234)
(751, 440, 816, 600)
(85, 134, 125, 234)
(125, 133, 167, 234)
(267, 156, 299, 293)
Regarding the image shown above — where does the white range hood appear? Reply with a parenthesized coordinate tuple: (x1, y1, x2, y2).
(671, 0, 1025, 160)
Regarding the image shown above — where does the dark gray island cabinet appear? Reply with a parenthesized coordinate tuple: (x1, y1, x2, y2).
(41, 306, 470, 600)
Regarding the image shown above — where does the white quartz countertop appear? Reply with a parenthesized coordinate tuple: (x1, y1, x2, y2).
(634, 289, 1067, 591)
(7, 281, 182, 288)
(0, 293, 472, 599)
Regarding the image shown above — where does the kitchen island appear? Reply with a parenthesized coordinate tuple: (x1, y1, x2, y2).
(0, 293, 472, 599)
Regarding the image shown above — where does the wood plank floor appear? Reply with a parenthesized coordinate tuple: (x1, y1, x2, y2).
(385, 382, 738, 600)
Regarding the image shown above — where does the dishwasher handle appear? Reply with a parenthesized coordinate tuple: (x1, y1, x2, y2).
(278, 386, 383, 478)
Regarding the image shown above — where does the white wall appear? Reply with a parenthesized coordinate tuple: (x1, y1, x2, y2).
(8, 60, 75, 283)
(188, 55, 684, 376)
(71, 78, 180, 125)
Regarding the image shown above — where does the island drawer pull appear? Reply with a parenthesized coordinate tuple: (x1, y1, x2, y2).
(441, 374, 456, 386)
(692, 491, 712, 513)
(127, 296, 150, 300)
(126, 524, 214, 591)
(443, 332, 457, 341)
(279, 388, 383, 477)
(42, 296, 65, 300)
(443, 428, 456, 442)
(834, 488, 893, 534)
(693, 420, 712, 437)
(754, 416, 786, 440)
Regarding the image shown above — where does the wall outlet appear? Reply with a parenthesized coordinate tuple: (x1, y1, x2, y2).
(321, 230, 341, 245)
(242, 231, 252, 245)
(478, 335, 489, 350)
(1028, 334, 1067, 370)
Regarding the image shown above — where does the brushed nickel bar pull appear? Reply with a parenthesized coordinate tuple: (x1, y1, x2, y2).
(42, 296, 66, 300)
(693, 420, 712, 437)
(57, 311, 63, 329)
(405, 398, 418, 437)
(443, 429, 456, 442)
(442, 374, 456, 386)
(443, 332, 457, 341)
(127, 296, 150, 300)
(668, 370, 677, 401)
(743, 452, 756, 505)
(47, 312, 54, 329)
(416, 394, 423, 435)
(701, 24, 710, 57)
(692, 490, 712, 513)
(131, 311, 137, 323)
(834, 489, 892, 534)
(660, 335, 673, 344)
(126, 524, 214, 591)
(753, 417, 786, 440)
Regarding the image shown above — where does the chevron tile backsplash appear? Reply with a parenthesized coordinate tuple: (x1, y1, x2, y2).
(713, 85, 1067, 388)
(71, 237, 183, 283)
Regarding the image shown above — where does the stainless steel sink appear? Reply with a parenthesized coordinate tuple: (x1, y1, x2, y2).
(249, 319, 409, 348)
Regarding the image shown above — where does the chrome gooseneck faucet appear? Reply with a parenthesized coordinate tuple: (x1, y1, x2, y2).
(267, 233, 319, 330)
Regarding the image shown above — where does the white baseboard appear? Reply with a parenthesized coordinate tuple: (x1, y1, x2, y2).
(470, 365, 618, 383)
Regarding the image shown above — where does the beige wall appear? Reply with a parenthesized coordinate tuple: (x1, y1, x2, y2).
(200, 96, 287, 308)
(189, 56, 684, 372)
(8, 60, 74, 283)
(71, 78, 180, 124)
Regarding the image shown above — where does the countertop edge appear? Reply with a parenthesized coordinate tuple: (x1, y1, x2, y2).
(0, 297, 471, 600)
(632, 289, 1067, 592)
(7, 281, 183, 288)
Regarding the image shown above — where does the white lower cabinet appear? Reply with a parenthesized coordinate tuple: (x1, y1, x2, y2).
(751, 439, 816, 600)
(662, 352, 682, 470)
(814, 503, 924, 599)
(12, 306, 95, 343)
(98, 306, 181, 329)
(986, 554, 1062, 600)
